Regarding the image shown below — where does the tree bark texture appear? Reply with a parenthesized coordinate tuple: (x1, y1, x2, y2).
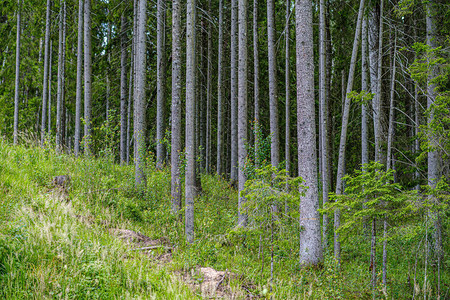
(171, 0, 182, 215)
(237, 0, 248, 227)
(216, 0, 224, 175)
(40, 0, 51, 145)
(120, 14, 128, 164)
(230, 0, 238, 182)
(253, 0, 260, 167)
(267, 0, 279, 168)
(56, 0, 66, 151)
(185, 0, 197, 242)
(134, 0, 148, 186)
(84, 0, 92, 154)
(13, 0, 22, 145)
(156, 0, 166, 169)
(48, 41, 52, 133)
(296, 0, 323, 267)
(319, 0, 329, 251)
(74, 0, 83, 156)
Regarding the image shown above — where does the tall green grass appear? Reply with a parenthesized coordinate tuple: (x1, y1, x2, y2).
(0, 138, 448, 299)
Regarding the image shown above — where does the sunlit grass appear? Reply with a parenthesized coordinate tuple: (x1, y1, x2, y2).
(0, 139, 447, 299)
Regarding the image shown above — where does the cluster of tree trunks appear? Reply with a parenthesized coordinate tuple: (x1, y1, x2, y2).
(7, 0, 445, 276)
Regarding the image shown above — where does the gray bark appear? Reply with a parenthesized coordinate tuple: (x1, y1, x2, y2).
(285, 0, 290, 187)
(156, 0, 166, 169)
(48, 41, 52, 133)
(74, 0, 83, 156)
(384, 33, 397, 286)
(128, 0, 138, 165)
(334, 0, 366, 264)
(84, 0, 92, 154)
(253, 0, 260, 166)
(237, 0, 248, 227)
(319, 0, 329, 251)
(296, 0, 322, 266)
(205, 0, 212, 173)
(106, 19, 111, 122)
(120, 14, 128, 164)
(134, 0, 148, 186)
(185, 0, 197, 242)
(13, 0, 22, 145)
(426, 0, 443, 290)
(267, 0, 279, 168)
(56, 0, 66, 151)
(40, 0, 51, 145)
(216, 0, 224, 175)
(368, 4, 379, 144)
(361, 16, 368, 167)
(230, 0, 238, 181)
(374, 0, 384, 163)
(171, 0, 182, 214)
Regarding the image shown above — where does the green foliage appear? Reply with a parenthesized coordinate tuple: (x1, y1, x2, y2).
(347, 90, 374, 106)
(1, 140, 448, 299)
(409, 41, 450, 161)
(241, 164, 305, 231)
(325, 162, 419, 236)
(244, 120, 271, 179)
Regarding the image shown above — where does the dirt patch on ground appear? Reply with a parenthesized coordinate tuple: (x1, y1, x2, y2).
(181, 267, 258, 299)
(108, 228, 169, 246)
(109, 228, 173, 263)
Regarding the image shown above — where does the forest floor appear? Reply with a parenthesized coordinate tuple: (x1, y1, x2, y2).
(0, 138, 448, 299)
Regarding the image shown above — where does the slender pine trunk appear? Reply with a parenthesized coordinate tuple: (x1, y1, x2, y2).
(216, 0, 224, 175)
(237, 0, 248, 227)
(74, 0, 83, 156)
(185, 0, 197, 242)
(171, 0, 182, 215)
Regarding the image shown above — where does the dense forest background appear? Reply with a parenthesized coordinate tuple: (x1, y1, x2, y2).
(0, 0, 449, 298)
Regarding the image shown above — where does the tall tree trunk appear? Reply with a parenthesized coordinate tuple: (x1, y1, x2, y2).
(384, 32, 397, 286)
(374, 0, 384, 163)
(74, 0, 83, 156)
(156, 0, 166, 169)
(120, 14, 128, 164)
(40, 0, 51, 145)
(334, 0, 366, 264)
(56, 0, 66, 151)
(13, 0, 22, 145)
(134, 0, 148, 186)
(296, 0, 322, 266)
(253, 0, 260, 167)
(84, 0, 92, 154)
(205, 0, 212, 173)
(216, 0, 224, 175)
(230, 0, 238, 182)
(171, 0, 182, 215)
(361, 15, 368, 167)
(285, 0, 290, 192)
(267, 0, 279, 168)
(48, 41, 52, 133)
(185, 0, 197, 242)
(106, 18, 111, 122)
(361, 15, 368, 237)
(128, 0, 138, 165)
(368, 4, 379, 145)
(426, 1, 442, 294)
(237, 0, 248, 227)
(319, 0, 329, 251)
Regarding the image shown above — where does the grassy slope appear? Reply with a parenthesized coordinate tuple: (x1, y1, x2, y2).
(0, 139, 448, 299)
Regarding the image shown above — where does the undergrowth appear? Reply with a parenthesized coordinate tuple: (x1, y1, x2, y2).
(0, 138, 448, 299)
